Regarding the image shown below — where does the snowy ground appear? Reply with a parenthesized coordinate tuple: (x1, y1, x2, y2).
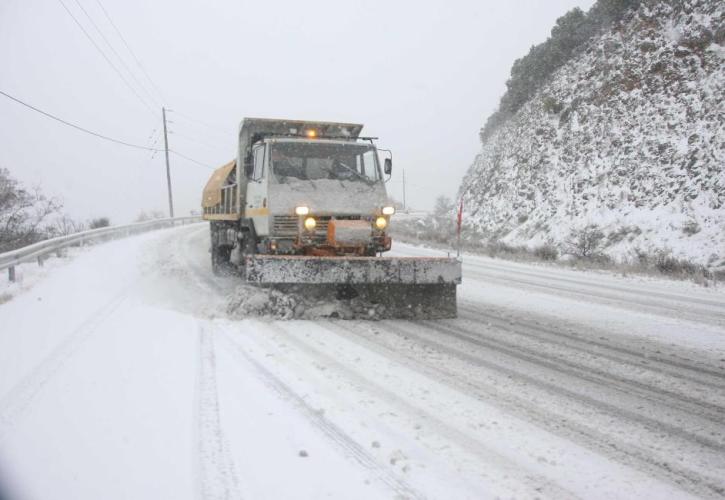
(1, 224, 724, 499)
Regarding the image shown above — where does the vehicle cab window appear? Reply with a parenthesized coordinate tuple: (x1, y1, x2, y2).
(252, 145, 265, 180)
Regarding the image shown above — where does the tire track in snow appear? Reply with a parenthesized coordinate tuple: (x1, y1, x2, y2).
(0, 291, 128, 444)
(463, 266, 725, 325)
(196, 325, 243, 500)
(459, 304, 725, 388)
(181, 231, 422, 499)
(463, 259, 725, 312)
(425, 317, 725, 426)
(395, 244, 725, 319)
(399, 318, 725, 449)
(350, 320, 725, 499)
(247, 321, 578, 500)
(218, 329, 426, 500)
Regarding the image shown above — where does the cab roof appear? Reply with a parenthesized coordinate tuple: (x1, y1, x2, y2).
(239, 118, 363, 140)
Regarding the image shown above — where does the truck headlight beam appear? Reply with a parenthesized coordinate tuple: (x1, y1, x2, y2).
(375, 216, 387, 230)
(304, 217, 316, 231)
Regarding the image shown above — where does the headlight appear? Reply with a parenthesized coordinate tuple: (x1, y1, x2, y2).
(295, 206, 309, 216)
(304, 217, 316, 231)
(375, 216, 387, 230)
(382, 206, 395, 215)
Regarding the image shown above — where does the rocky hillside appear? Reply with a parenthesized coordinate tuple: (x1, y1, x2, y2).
(460, 0, 724, 267)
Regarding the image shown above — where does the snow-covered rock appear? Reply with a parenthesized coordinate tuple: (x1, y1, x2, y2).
(461, 0, 724, 266)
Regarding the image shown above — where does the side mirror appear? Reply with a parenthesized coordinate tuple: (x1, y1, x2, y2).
(384, 158, 392, 175)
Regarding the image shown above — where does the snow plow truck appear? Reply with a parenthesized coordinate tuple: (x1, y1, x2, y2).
(201, 118, 461, 318)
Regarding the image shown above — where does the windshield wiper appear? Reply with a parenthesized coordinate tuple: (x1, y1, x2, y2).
(336, 161, 375, 185)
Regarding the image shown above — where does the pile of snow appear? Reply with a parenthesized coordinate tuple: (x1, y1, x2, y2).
(225, 285, 388, 320)
(461, 0, 724, 266)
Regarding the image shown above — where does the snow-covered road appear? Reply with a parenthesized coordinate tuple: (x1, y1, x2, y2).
(1, 224, 724, 499)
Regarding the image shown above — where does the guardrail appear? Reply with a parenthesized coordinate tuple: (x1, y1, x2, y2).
(1, 216, 202, 282)
(392, 211, 429, 221)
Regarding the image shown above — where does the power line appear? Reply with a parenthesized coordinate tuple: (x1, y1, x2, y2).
(56, 0, 158, 118)
(71, 0, 161, 108)
(0, 89, 214, 170)
(93, 0, 167, 104)
(172, 110, 230, 137)
(1, 89, 159, 151)
(170, 150, 215, 169)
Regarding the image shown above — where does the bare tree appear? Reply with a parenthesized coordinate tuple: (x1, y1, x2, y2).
(566, 224, 605, 258)
(135, 210, 165, 222)
(51, 214, 86, 237)
(419, 195, 456, 243)
(0, 168, 62, 252)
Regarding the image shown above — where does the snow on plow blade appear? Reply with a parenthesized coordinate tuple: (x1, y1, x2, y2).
(244, 255, 462, 319)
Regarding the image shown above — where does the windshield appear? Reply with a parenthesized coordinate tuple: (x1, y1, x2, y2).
(270, 142, 381, 183)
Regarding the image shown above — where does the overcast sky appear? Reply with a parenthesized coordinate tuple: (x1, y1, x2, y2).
(0, 0, 595, 222)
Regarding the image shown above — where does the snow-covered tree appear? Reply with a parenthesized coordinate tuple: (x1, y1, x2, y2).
(0, 168, 62, 252)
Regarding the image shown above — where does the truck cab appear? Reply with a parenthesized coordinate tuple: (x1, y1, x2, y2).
(202, 118, 395, 270)
(246, 136, 393, 257)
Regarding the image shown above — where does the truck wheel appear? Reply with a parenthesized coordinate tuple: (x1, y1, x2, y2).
(210, 222, 231, 275)
(211, 245, 232, 276)
(211, 245, 222, 275)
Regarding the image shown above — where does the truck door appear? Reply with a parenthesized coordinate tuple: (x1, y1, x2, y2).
(245, 144, 270, 236)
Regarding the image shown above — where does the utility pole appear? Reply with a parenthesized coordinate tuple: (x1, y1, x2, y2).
(402, 168, 407, 212)
(162, 107, 174, 217)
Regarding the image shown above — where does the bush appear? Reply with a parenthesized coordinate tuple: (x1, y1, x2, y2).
(542, 96, 564, 114)
(566, 224, 606, 258)
(534, 244, 559, 261)
(50, 215, 85, 237)
(89, 217, 111, 229)
(682, 220, 700, 236)
(135, 210, 166, 222)
(654, 251, 702, 277)
(485, 240, 529, 259)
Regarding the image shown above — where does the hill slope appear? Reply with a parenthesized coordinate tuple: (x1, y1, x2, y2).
(460, 0, 724, 266)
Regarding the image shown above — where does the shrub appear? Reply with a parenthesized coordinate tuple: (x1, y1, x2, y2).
(682, 220, 700, 236)
(654, 251, 700, 276)
(566, 224, 606, 258)
(485, 240, 530, 259)
(50, 215, 85, 237)
(534, 244, 559, 261)
(542, 96, 564, 114)
(135, 210, 166, 222)
(89, 217, 111, 229)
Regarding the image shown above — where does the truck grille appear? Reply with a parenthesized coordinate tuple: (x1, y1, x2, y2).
(272, 215, 332, 242)
(272, 216, 298, 237)
(314, 217, 330, 242)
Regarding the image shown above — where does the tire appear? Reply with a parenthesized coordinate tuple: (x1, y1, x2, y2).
(210, 222, 231, 276)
